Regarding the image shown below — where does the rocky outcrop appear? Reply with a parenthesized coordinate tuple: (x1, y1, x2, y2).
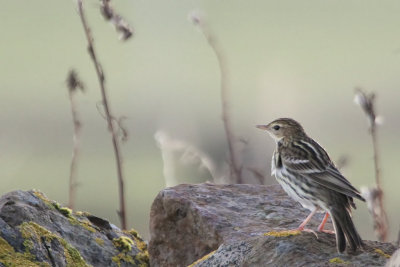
(149, 183, 396, 267)
(387, 248, 400, 267)
(0, 190, 149, 267)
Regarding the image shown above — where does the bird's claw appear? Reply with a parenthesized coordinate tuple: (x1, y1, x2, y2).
(297, 228, 319, 238)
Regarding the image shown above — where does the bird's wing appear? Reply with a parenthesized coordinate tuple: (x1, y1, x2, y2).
(280, 139, 365, 201)
(308, 167, 365, 201)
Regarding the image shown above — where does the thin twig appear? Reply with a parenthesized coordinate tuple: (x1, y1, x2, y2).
(190, 13, 242, 184)
(66, 69, 84, 210)
(76, 0, 127, 229)
(96, 102, 129, 143)
(354, 88, 388, 242)
(370, 120, 388, 242)
(370, 122, 382, 191)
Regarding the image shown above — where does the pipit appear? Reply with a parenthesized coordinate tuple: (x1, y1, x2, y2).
(257, 118, 364, 252)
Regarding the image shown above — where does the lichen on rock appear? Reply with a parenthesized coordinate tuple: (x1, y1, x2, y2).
(0, 189, 149, 267)
(263, 230, 301, 237)
(329, 257, 349, 264)
(19, 221, 88, 267)
(0, 236, 49, 267)
(113, 236, 135, 252)
(375, 248, 391, 259)
(187, 250, 216, 267)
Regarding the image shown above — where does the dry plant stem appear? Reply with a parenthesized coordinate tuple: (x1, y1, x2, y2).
(355, 88, 389, 241)
(68, 90, 81, 210)
(370, 122, 388, 241)
(371, 123, 382, 191)
(199, 25, 242, 184)
(76, 0, 127, 229)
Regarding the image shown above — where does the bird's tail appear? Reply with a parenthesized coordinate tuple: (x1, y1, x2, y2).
(330, 206, 364, 253)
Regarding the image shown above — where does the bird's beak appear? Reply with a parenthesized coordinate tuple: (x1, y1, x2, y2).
(256, 125, 269, 130)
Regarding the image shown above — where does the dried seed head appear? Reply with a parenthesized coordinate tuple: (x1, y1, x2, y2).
(189, 13, 200, 25)
(188, 10, 205, 27)
(354, 88, 377, 126)
(113, 16, 133, 41)
(100, 0, 113, 20)
(99, 0, 133, 41)
(67, 69, 85, 92)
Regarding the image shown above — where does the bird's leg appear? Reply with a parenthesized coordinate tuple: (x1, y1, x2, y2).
(263, 208, 318, 238)
(317, 212, 329, 231)
(294, 208, 319, 238)
(317, 212, 335, 234)
(297, 208, 317, 231)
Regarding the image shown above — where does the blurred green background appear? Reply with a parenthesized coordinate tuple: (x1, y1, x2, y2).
(1, 0, 399, 242)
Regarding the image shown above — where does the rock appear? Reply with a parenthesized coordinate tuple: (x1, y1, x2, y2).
(387, 248, 400, 267)
(149, 183, 396, 267)
(0, 190, 149, 267)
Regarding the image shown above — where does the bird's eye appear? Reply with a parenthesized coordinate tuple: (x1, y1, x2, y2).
(273, 125, 280, 131)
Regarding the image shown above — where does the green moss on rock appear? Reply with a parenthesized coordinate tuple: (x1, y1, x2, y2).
(124, 229, 149, 265)
(125, 229, 147, 252)
(112, 253, 135, 267)
(74, 211, 91, 217)
(0, 236, 50, 267)
(113, 236, 134, 252)
(80, 221, 96, 233)
(32, 191, 95, 235)
(59, 207, 73, 218)
(34, 193, 98, 235)
(112, 233, 149, 267)
(264, 230, 301, 237)
(32, 191, 54, 210)
(135, 250, 150, 266)
(19, 222, 90, 267)
(329, 257, 349, 264)
(374, 248, 391, 259)
(95, 238, 105, 246)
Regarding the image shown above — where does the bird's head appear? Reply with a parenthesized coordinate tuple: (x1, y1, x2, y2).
(256, 118, 306, 142)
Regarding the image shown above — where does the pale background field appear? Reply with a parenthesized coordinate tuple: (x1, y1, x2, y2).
(1, 1, 400, 241)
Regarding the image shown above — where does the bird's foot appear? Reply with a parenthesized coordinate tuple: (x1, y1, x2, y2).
(318, 229, 335, 234)
(317, 212, 334, 234)
(296, 227, 319, 238)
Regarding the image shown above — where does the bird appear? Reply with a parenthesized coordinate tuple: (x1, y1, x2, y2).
(257, 118, 364, 253)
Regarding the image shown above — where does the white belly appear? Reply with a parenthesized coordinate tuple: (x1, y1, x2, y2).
(271, 155, 317, 211)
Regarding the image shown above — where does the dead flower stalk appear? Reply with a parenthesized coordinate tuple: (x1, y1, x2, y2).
(75, 0, 127, 229)
(190, 12, 242, 184)
(66, 69, 84, 210)
(354, 88, 388, 242)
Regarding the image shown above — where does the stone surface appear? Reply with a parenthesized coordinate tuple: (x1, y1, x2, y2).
(149, 183, 396, 267)
(387, 248, 400, 267)
(0, 190, 149, 267)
